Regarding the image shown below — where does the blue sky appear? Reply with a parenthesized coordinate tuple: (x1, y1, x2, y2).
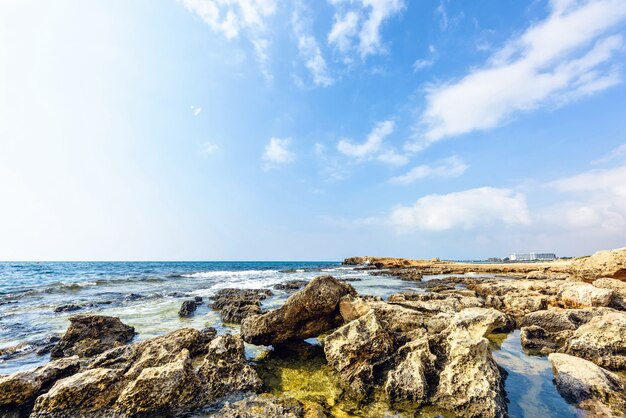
(1, 0, 626, 260)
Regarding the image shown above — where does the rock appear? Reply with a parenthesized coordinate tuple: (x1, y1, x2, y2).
(560, 311, 626, 370)
(0, 335, 61, 361)
(384, 337, 435, 405)
(519, 308, 612, 353)
(210, 288, 272, 324)
(323, 311, 394, 398)
(50, 315, 135, 359)
(124, 293, 144, 301)
(570, 247, 626, 282)
(338, 294, 371, 322)
(549, 353, 626, 417)
(558, 282, 613, 308)
(274, 280, 309, 291)
(432, 308, 508, 418)
(199, 334, 261, 400)
(388, 290, 484, 314)
(0, 356, 79, 412)
(179, 300, 198, 317)
(54, 304, 82, 313)
(469, 279, 559, 318)
(210, 394, 323, 418)
(241, 276, 356, 345)
(31, 329, 259, 417)
(194, 296, 203, 303)
(593, 277, 626, 310)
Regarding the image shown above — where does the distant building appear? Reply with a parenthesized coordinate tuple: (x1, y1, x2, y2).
(509, 252, 556, 261)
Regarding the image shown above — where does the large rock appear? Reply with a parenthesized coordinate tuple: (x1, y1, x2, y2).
(324, 311, 394, 398)
(549, 353, 626, 417)
(31, 329, 259, 417)
(209, 394, 324, 418)
(557, 282, 613, 308)
(50, 315, 135, 359)
(560, 311, 626, 370)
(210, 288, 272, 324)
(570, 247, 626, 282)
(469, 279, 559, 318)
(0, 356, 79, 412)
(519, 308, 612, 353)
(432, 308, 508, 418)
(384, 337, 435, 405)
(388, 290, 484, 314)
(178, 300, 198, 317)
(593, 277, 626, 310)
(241, 276, 356, 345)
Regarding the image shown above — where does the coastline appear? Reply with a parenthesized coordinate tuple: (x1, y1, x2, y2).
(0, 248, 624, 417)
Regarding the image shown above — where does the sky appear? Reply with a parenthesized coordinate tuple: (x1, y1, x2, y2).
(1, 0, 626, 261)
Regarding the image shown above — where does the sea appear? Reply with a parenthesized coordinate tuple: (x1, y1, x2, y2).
(0, 261, 581, 417)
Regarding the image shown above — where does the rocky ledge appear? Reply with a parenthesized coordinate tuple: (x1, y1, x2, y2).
(1, 247, 625, 418)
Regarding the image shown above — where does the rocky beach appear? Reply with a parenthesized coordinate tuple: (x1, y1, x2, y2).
(1, 249, 626, 417)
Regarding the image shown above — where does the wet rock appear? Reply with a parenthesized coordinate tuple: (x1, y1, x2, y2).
(432, 308, 508, 418)
(241, 276, 356, 345)
(384, 337, 435, 405)
(53, 304, 82, 313)
(519, 308, 612, 353)
(570, 247, 626, 282)
(324, 311, 394, 398)
(210, 288, 272, 324)
(593, 277, 626, 310)
(274, 280, 308, 291)
(50, 315, 135, 359)
(0, 335, 61, 361)
(124, 293, 144, 301)
(194, 296, 203, 303)
(31, 329, 257, 417)
(549, 353, 626, 417)
(560, 311, 626, 370)
(179, 300, 198, 317)
(558, 282, 613, 308)
(0, 356, 79, 412)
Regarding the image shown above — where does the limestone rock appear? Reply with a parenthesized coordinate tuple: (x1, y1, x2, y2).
(560, 311, 626, 370)
(558, 282, 613, 308)
(570, 247, 626, 282)
(210, 288, 272, 324)
(50, 315, 135, 359)
(593, 277, 626, 310)
(178, 300, 197, 317)
(241, 276, 356, 345)
(274, 280, 309, 291)
(384, 337, 435, 405)
(0, 356, 79, 411)
(324, 311, 394, 398)
(549, 353, 626, 417)
(388, 290, 484, 314)
(338, 294, 371, 323)
(210, 394, 325, 418)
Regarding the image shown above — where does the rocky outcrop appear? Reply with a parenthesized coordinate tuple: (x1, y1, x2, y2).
(593, 278, 626, 310)
(274, 280, 309, 291)
(0, 356, 79, 413)
(557, 282, 613, 308)
(50, 315, 135, 359)
(210, 288, 272, 324)
(241, 276, 355, 345)
(324, 311, 394, 398)
(178, 300, 198, 317)
(570, 247, 626, 282)
(210, 394, 325, 418)
(468, 279, 559, 318)
(519, 308, 612, 353)
(30, 329, 259, 417)
(549, 353, 626, 417)
(388, 290, 484, 314)
(384, 337, 435, 405)
(560, 311, 626, 370)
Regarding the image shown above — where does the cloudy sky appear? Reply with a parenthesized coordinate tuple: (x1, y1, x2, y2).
(1, 0, 626, 260)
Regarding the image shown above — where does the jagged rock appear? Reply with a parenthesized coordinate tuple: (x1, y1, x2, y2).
(0, 335, 60, 361)
(199, 334, 261, 400)
(432, 308, 508, 418)
(241, 276, 356, 345)
(210, 288, 272, 324)
(469, 279, 559, 318)
(274, 280, 308, 291)
(31, 329, 258, 417)
(388, 290, 484, 314)
(549, 353, 626, 417)
(50, 315, 135, 359)
(384, 336, 435, 405)
(558, 282, 613, 308)
(593, 278, 626, 310)
(570, 247, 626, 282)
(54, 304, 82, 313)
(0, 356, 79, 412)
(560, 311, 626, 370)
(210, 394, 325, 418)
(520, 325, 558, 353)
(526, 270, 570, 280)
(179, 300, 198, 317)
(324, 311, 394, 398)
(194, 296, 203, 303)
(338, 294, 371, 322)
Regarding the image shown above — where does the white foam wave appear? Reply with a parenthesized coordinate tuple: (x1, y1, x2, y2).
(182, 270, 279, 279)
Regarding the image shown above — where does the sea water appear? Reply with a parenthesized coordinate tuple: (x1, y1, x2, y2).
(0, 262, 581, 417)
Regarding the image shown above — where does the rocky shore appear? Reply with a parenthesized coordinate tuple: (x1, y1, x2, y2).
(1, 248, 625, 417)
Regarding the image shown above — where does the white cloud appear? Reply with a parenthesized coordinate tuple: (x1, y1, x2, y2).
(389, 187, 530, 231)
(435, 0, 447, 30)
(413, 58, 434, 71)
(548, 164, 626, 197)
(328, 0, 405, 59)
(262, 137, 296, 168)
(200, 142, 220, 154)
(592, 143, 626, 164)
(292, 2, 333, 87)
(390, 156, 468, 184)
(337, 119, 393, 156)
(409, 0, 626, 151)
(191, 105, 202, 116)
(179, 0, 276, 82)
